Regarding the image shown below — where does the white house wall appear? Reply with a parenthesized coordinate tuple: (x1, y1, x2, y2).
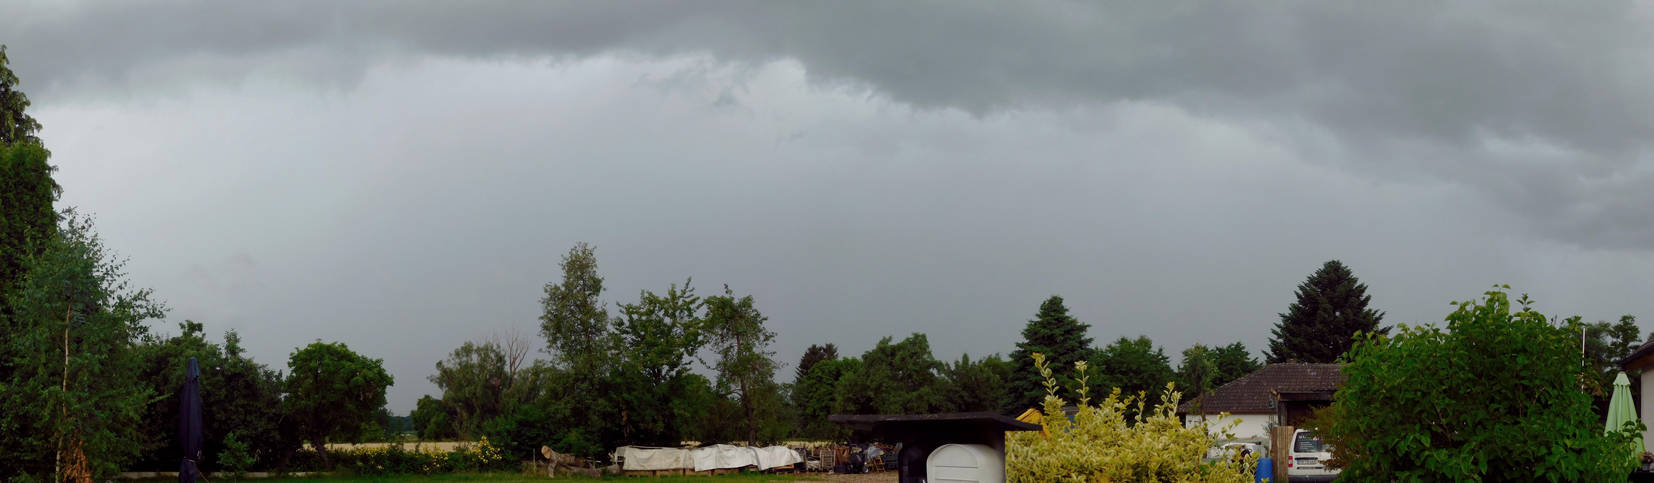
(1642, 370, 1654, 453)
(1184, 413, 1276, 441)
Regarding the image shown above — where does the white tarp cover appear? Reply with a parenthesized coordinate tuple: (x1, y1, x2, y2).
(753, 445, 804, 470)
(691, 444, 755, 471)
(621, 444, 802, 472)
(616, 446, 691, 471)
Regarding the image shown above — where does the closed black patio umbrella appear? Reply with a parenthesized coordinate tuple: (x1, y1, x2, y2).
(179, 357, 203, 483)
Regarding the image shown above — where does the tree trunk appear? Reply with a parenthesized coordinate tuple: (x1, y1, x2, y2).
(313, 438, 329, 469)
(57, 307, 70, 483)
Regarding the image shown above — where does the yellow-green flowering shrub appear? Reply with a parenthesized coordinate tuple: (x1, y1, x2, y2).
(1006, 354, 1254, 482)
(301, 437, 510, 475)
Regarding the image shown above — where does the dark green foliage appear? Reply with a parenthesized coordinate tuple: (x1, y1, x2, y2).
(943, 353, 1013, 413)
(0, 45, 43, 146)
(702, 285, 785, 443)
(539, 242, 613, 375)
(1312, 288, 1640, 480)
(219, 432, 254, 481)
(1568, 315, 1643, 415)
(789, 343, 841, 437)
(612, 280, 706, 445)
(1009, 296, 1095, 411)
(412, 395, 456, 441)
(534, 243, 617, 456)
(1267, 260, 1386, 363)
(0, 213, 164, 479)
(1179, 341, 1262, 403)
(533, 362, 614, 458)
(0, 142, 59, 300)
(666, 373, 721, 443)
(795, 343, 838, 381)
(132, 323, 286, 471)
(1175, 344, 1217, 403)
(481, 403, 557, 462)
(1090, 336, 1174, 409)
(429, 341, 511, 439)
(792, 358, 852, 439)
(834, 334, 950, 415)
(1208, 342, 1261, 387)
(284, 341, 394, 465)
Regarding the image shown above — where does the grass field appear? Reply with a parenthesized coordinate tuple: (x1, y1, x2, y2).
(257, 472, 828, 483)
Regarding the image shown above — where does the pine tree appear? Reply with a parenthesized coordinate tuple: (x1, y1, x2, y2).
(1009, 296, 1094, 411)
(794, 343, 838, 381)
(1266, 260, 1385, 363)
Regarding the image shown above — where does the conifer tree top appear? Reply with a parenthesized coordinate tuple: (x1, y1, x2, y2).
(1266, 260, 1386, 363)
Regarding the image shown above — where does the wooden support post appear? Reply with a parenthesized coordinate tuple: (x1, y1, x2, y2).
(1271, 425, 1294, 483)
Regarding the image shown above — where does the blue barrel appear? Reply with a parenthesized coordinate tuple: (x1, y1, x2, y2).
(1255, 457, 1274, 483)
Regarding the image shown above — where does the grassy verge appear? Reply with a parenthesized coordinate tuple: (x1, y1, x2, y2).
(258, 472, 824, 483)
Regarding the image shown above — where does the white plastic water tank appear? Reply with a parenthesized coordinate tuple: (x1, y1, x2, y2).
(925, 443, 1004, 483)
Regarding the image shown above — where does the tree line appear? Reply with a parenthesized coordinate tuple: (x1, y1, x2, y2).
(413, 244, 1277, 460)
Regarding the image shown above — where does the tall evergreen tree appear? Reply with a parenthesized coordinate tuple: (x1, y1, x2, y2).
(1266, 260, 1386, 363)
(794, 343, 838, 381)
(1009, 296, 1094, 411)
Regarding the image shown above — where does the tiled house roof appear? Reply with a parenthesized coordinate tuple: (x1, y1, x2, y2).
(1177, 363, 1342, 414)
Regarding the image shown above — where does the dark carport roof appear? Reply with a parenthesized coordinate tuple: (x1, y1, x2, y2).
(829, 412, 1040, 434)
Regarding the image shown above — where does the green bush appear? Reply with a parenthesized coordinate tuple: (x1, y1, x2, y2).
(219, 432, 254, 480)
(1312, 287, 1642, 481)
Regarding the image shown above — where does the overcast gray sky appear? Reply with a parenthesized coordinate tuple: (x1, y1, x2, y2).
(7, 1, 1654, 412)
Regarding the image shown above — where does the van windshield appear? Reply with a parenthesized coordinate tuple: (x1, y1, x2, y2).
(1294, 432, 1326, 453)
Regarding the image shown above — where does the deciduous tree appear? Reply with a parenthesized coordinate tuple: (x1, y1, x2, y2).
(0, 45, 43, 146)
(430, 341, 510, 439)
(1207, 342, 1260, 387)
(539, 242, 612, 374)
(132, 323, 285, 471)
(283, 341, 393, 466)
(701, 285, 782, 443)
(944, 353, 1013, 413)
(1312, 288, 1639, 480)
(611, 280, 706, 445)
(0, 213, 164, 479)
(1091, 336, 1174, 409)
(834, 334, 949, 415)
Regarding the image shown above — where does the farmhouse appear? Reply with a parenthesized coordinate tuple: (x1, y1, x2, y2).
(1177, 363, 1341, 440)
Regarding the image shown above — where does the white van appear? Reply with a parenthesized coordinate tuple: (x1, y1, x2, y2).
(1287, 429, 1339, 482)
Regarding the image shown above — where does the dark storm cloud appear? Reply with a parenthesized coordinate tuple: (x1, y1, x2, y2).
(9, 1, 1654, 247)
(10, 1, 1654, 409)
